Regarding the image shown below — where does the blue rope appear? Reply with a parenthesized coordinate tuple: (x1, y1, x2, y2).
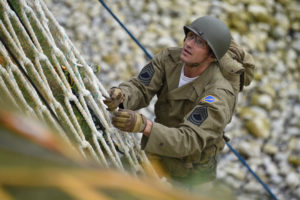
(97, 1, 278, 199)
(226, 142, 278, 200)
(97, 0, 153, 60)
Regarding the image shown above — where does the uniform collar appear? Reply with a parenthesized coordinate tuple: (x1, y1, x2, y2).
(167, 62, 218, 101)
(168, 47, 183, 63)
(192, 62, 218, 96)
(165, 48, 184, 92)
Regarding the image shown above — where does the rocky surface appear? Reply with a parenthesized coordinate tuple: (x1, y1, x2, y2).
(45, 0, 300, 199)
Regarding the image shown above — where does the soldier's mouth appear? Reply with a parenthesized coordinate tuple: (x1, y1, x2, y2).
(183, 48, 192, 55)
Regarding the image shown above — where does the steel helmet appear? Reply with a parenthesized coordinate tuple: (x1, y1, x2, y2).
(184, 16, 231, 61)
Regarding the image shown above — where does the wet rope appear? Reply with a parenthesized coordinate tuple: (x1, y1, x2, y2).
(97, 1, 279, 199)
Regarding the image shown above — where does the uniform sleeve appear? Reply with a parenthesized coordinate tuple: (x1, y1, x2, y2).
(119, 50, 167, 111)
(141, 88, 235, 158)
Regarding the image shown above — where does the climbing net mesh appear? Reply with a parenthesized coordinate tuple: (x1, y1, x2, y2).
(0, 0, 155, 176)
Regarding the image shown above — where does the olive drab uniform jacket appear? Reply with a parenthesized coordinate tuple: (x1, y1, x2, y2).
(118, 47, 253, 180)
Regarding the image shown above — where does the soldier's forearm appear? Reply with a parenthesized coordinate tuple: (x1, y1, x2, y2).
(143, 119, 153, 137)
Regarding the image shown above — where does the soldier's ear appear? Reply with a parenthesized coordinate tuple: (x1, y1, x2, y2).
(208, 48, 216, 59)
(207, 51, 216, 63)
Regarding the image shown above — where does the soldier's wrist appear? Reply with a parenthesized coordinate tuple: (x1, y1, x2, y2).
(143, 120, 152, 137)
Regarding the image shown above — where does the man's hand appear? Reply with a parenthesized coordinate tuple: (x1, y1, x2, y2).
(112, 109, 147, 133)
(103, 87, 124, 111)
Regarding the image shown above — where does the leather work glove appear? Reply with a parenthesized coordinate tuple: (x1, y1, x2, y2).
(112, 109, 147, 133)
(103, 87, 124, 111)
(228, 40, 245, 64)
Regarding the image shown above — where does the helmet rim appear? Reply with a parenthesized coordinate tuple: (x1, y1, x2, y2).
(183, 16, 231, 62)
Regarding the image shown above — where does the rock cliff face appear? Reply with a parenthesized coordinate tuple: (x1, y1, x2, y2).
(45, 0, 300, 199)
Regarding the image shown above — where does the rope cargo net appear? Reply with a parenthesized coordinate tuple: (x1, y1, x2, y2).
(0, 0, 155, 176)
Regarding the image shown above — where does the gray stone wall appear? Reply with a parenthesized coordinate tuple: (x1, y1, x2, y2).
(45, 0, 300, 199)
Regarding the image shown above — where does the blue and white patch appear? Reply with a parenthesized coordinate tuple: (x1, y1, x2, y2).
(138, 62, 155, 86)
(187, 106, 208, 126)
(201, 95, 216, 104)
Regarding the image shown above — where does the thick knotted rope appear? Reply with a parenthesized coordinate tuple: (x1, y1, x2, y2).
(0, 0, 156, 177)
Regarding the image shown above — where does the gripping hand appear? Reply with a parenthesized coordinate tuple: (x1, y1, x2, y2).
(112, 109, 147, 133)
(103, 87, 124, 111)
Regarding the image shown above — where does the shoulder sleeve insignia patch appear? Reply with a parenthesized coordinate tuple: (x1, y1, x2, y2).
(138, 62, 155, 86)
(201, 95, 217, 104)
(187, 106, 208, 126)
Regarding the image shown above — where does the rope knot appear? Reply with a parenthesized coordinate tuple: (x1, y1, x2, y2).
(81, 140, 90, 148)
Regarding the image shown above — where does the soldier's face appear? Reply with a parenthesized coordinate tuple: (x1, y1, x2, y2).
(180, 32, 213, 67)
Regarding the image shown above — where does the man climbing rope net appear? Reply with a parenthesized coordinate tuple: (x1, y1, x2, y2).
(104, 16, 255, 187)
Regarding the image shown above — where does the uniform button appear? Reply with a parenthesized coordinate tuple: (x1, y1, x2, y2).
(159, 142, 164, 147)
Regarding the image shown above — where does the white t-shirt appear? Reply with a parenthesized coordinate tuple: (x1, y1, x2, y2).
(178, 65, 198, 87)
